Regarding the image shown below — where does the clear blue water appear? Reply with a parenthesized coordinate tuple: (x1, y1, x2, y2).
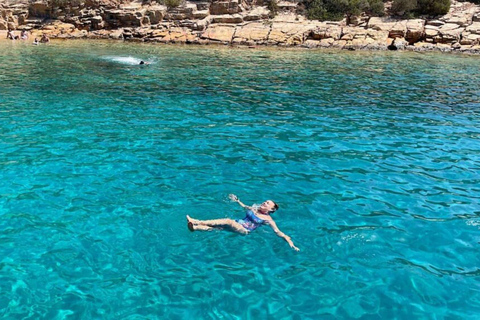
(1, 40, 480, 319)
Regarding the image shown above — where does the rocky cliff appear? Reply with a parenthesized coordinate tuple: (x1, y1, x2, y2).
(2, 0, 480, 53)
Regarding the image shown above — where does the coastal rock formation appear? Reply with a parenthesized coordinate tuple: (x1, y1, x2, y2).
(232, 22, 270, 45)
(201, 24, 235, 42)
(2, 0, 480, 53)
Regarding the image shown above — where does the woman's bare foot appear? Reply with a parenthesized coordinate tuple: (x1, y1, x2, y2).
(187, 221, 213, 232)
(186, 215, 201, 224)
(193, 225, 214, 231)
(187, 215, 212, 231)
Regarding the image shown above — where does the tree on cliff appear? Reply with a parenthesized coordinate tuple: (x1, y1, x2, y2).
(417, 0, 451, 15)
(391, 0, 451, 17)
(305, 0, 384, 22)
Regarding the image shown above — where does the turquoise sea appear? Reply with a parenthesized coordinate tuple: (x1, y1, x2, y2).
(1, 40, 480, 319)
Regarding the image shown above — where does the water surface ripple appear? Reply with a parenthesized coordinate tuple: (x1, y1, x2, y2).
(1, 41, 480, 319)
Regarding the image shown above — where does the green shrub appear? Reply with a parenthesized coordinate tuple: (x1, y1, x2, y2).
(367, 0, 385, 16)
(306, 0, 341, 21)
(391, 0, 450, 17)
(164, 0, 182, 9)
(416, 0, 450, 16)
(391, 0, 417, 16)
(305, 0, 384, 21)
(267, 0, 279, 17)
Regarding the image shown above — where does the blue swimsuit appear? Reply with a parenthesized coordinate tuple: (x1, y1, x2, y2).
(236, 209, 266, 232)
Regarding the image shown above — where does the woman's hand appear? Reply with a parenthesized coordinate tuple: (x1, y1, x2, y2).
(230, 195, 250, 209)
(286, 236, 300, 251)
(290, 244, 300, 251)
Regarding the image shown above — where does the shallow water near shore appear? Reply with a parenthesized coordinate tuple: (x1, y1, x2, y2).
(1, 40, 480, 319)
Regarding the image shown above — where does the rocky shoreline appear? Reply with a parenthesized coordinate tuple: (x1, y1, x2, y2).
(2, 0, 480, 54)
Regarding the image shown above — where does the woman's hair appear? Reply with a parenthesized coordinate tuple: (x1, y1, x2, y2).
(270, 201, 279, 213)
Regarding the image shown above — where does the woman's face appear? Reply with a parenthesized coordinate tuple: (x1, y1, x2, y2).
(260, 200, 276, 213)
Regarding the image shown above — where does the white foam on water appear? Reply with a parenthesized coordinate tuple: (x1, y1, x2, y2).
(103, 56, 143, 65)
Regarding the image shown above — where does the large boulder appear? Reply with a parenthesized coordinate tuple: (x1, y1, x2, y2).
(104, 9, 144, 28)
(243, 6, 269, 21)
(192, 16, 212, 30)
(368, 17, 407, 39)
(193, 9, 209, 19)
(474, 11, 480, 22)
(165, 3, 197, 20)
(7, 16, 19, 30)
(424, 25, 439, 42)
(29, 1, 49, 17)
(90, 15, 104, 29)
(146, 7, 166, 25)
(84, 0, 120, 9)
(212, 14, 243, 23)
(201, 24, 235, 42)
(405, 19, 424, 43)
(466, 21, 480, 35)
(0, 18, 8, 30)
(318, 37, 335, 47)
(461, 22, 480, 45)
(426, 20, 445, 27)
(210, 0, 242, 15)
(440, 2, 478, 27)
(232, 22, 270, 44)
(310, 24, 342, 40)
(367, 30, 389, 42)
(341, 26, 365, 41)
(268, 22, 313, 45)
(109, 28, 123, 38)
(436, 23, 464, 43)
(461, 32, 480, 45)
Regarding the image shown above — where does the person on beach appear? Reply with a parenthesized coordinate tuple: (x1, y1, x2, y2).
(40, 34, 50, 43)
(33, 38, 39, 45)
(6, 29, 15, 40)
(187, 194, 300, 251)
(20, 30, 28, 40)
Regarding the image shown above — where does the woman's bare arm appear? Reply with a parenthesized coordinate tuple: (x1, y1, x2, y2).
(229, 194, 252, 210)
(266, 218, 300, 251)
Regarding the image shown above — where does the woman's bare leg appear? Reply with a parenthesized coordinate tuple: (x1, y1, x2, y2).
(189, 224, 214, 231)
(186, 215, 201, 224)
(187, 215, 215, 232)
(186, 215, 248, 234)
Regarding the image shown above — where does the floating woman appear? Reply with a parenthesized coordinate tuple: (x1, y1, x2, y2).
(186, 194, 300, 251)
